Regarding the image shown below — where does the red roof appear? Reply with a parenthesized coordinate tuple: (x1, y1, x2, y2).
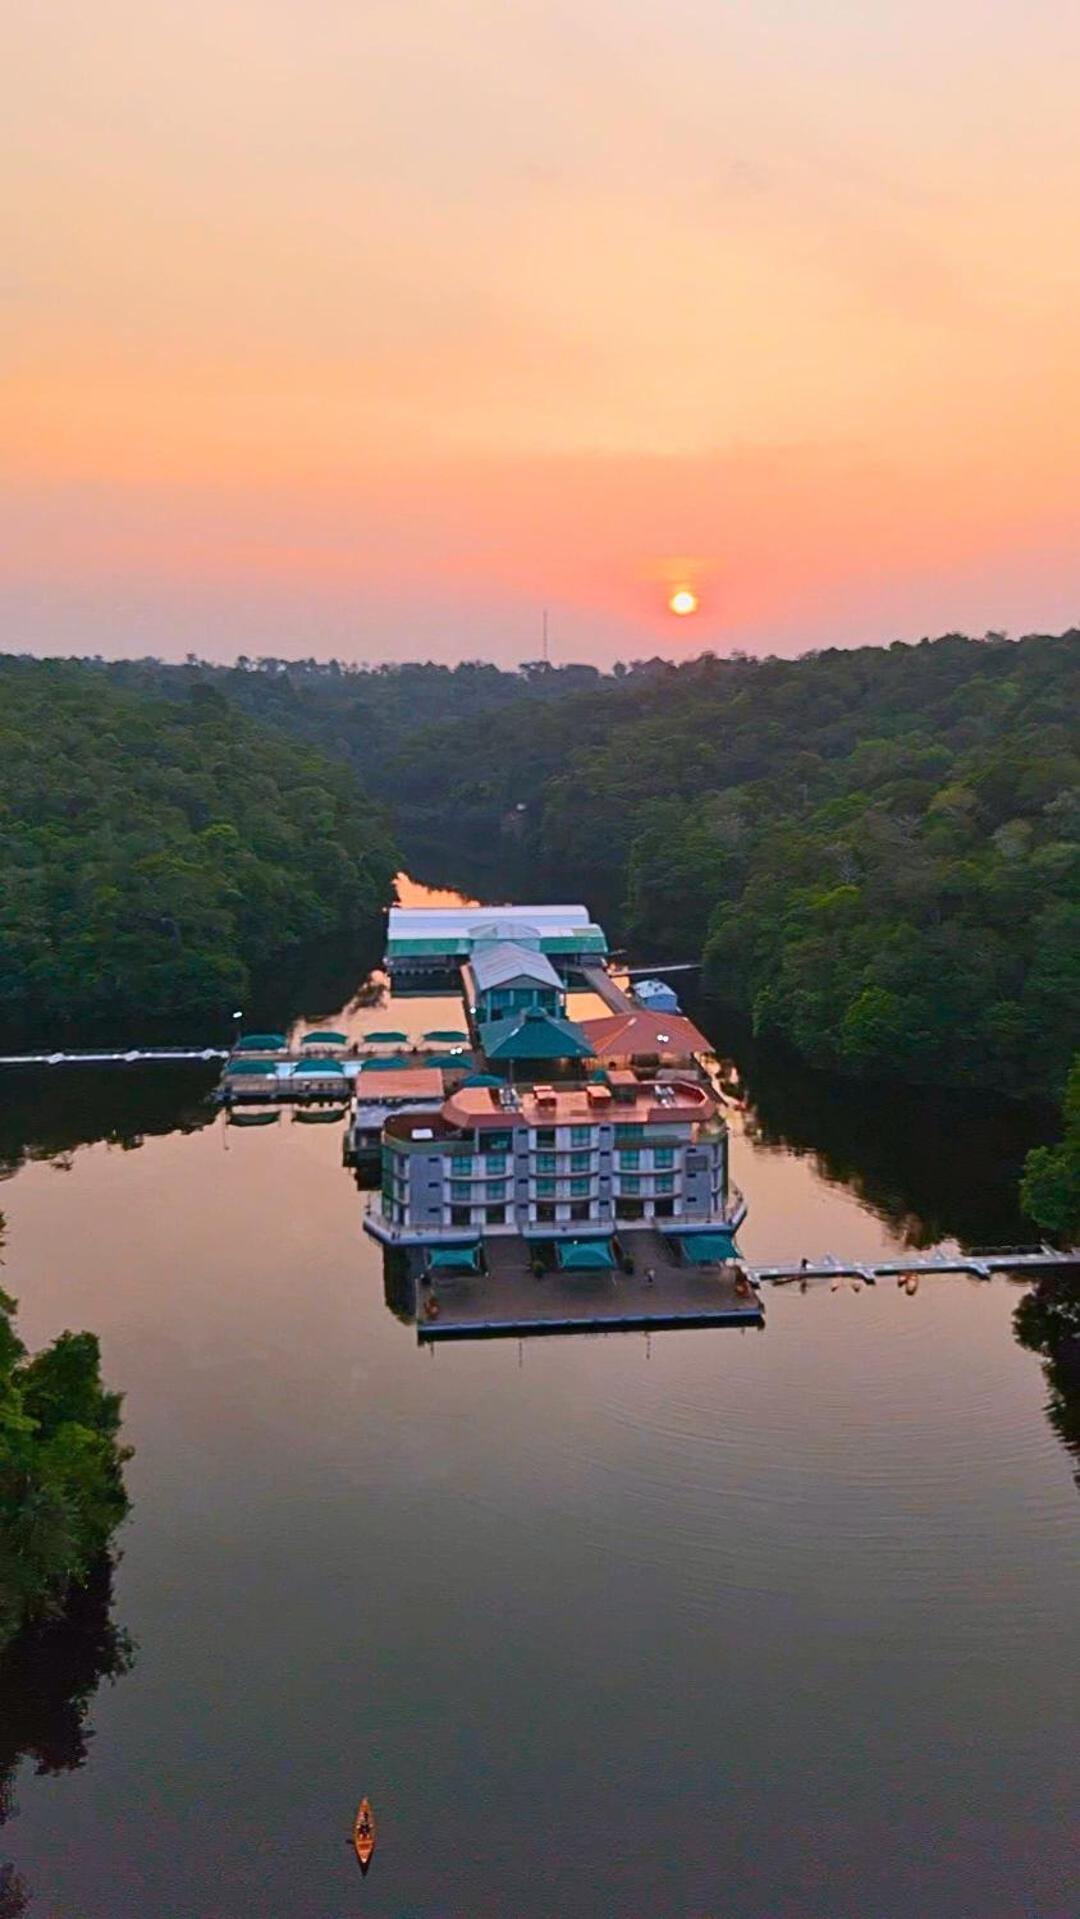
(579, 1011, 711, 1058)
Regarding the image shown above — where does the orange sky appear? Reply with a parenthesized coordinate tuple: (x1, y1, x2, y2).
(4, 0, 1080, 663)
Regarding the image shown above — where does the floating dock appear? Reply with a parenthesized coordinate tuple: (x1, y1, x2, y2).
(413, 1232, 763, 1341)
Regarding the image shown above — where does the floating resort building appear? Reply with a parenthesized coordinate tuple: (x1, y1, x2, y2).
(385, 904, 608, 979)
(364, 1075, 742, 1249)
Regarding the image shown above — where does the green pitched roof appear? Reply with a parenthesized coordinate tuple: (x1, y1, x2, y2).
(480, 1009, 595, 1062)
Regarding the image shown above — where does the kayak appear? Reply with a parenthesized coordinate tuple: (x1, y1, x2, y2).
(353, 1798, 376, 1870)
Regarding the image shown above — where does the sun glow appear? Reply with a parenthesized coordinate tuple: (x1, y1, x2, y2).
(669, 589, 698, 616)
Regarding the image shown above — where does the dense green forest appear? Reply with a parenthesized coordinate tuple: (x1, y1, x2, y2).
(91, 632, 1079, 1104)
(0, 660, 398, 1040)
(0, 1238, 131, 1652)
(3, 633, 1077, 1104)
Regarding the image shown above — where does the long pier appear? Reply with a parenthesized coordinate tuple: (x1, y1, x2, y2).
(0, 1047, 228, 1066)
(747, 1246, 1078, 1285)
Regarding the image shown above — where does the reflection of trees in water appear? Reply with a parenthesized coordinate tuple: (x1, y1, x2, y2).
(698, 1000, 1057, 1249)
(0, 1067, 217, 1181)
(0, 1557, 133, 1908)
(1014, 1274, 1080, 1493)
(382, 1249, 416, 1326)
(0, 1557, 134, 1826)
(246, 929, 384, 1032)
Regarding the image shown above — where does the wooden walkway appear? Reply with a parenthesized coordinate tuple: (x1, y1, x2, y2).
(748, 1246, 1078, 1285)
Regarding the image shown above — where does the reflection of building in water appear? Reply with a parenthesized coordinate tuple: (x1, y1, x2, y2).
(365, 1076, 741, 1248)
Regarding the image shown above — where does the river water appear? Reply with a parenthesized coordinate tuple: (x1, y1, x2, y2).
(0, 881, 1077, 1917)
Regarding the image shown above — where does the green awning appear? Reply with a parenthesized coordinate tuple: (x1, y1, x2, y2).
(364, 1029, 409, 1042)
(679, 1231, 739, 1263)
(293, 1057, 345, 1075)
(462, 1072, 504, 1087)
(555, 1238, 615, 1271)
(481, 1008, 595, 1062)
(428, 1244, 481, 1273)
(225, 1058, 279, 1076)
(423, 1028, 469, 1043)
(235, 1032, 286, 1050)
(425, 1052, 468, 1067)
(300, 1030, 347, 1045)
(358, 1055, 411, 1070)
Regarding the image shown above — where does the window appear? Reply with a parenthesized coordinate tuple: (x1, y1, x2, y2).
(570, 1126, 591, 1146)
(654, 1198, 674, 1219)
(615, 1125, 642, 1145)
(484, 1131, 512, 1155)
(655, 1174, 674, 1194)
(454, 1155, 474, 1175)
(536, 1202, 556, 1223)
(450, 1205, 470, 1226)
(570, 1151, 590, 1172)
(536, 1127, 556, 1148)
(619, 1150, 640, 1170)
(485, 1181, 507, 1202)
(570, 1176, 590, 1196)
(484, 1154, 507, 1174)
(654, 1147, 674, 1169)
(485, 1204, 506, 1225)
(620, 1175, 640, 1195)
(450, 1182, 470, 1203)
(536, 1152, 556, 1174)
(536, 1178, 555, 1197)
(569, 1201, 591, 1222)
(617, 1198, 645, 1221)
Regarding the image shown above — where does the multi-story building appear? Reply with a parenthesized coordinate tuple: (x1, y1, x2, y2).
(364, 1077, 743, 1247)
(385, 905, 608, 980)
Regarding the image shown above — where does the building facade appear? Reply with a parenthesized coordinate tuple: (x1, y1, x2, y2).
(365, 1078, 742, 1245)
(463, 940, 566, 1025)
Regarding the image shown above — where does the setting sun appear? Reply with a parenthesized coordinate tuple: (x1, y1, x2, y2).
(669, 589, 698, 617)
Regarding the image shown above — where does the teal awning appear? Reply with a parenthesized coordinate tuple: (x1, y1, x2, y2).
(679, 1231, 739, 1263)
(423, 1028, 469, 1043)
(225, 1058, 279, 1076)
(462, 1072, 504, 1087)
(235, 1032, 286, 1050)
(428, 1244, 481, 1273)
(425, 1052, 468, 1067)
(555, 1238, 615, 1271)
(300, 1029, 347, 1045)
(358, 1055, 411, 1070)
(481, 1009, 595, 1062)
(293, 1057, 345, 1075)
(364, 1029, 409, 1043)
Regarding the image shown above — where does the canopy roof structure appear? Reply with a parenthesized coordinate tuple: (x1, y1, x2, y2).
(461, 1071, 504, 1087)
(555, 1238, 616, 1270)
(358, 1055, 412, 1070)
(424, 1053, 469, 1068)
(480, 1008, 595, 1063)
(300, 1029, 347, 1045)
(364, 1029, 409, 1043)
(679, 1230, 739, 1263)
(234, 1032, 286, 1050)
(422, 1027, 470, 1043)
(293, 1056, 345, 1076)
(427, 1244, 482, 1274)
(224, 1058, 279, 1076)
(468, 942, 562, 995)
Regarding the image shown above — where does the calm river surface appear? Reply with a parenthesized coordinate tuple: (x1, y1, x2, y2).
(0, 882, 1077, 1917)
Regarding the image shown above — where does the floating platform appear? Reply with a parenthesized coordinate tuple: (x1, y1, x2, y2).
(413, 1232, 763, 1341)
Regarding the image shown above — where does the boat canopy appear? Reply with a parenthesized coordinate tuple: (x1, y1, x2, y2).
(555, 1238, 616, 1270)
(225, 1058, 279, 1075)
(358, 1055, 411, 1070)
(234, 1032, 286, 1050)
(427, 1244, 482, 1273)
(300, 1030, 347, 1045)
(292, 1056, 345, 1075)
(364, 1029, 409, 1043)
(423, 1028, 469, 1043)
(679, 1230, 739, 1263)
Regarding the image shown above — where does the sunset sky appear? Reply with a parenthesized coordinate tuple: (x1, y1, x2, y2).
(5, 0, 1080, 665)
